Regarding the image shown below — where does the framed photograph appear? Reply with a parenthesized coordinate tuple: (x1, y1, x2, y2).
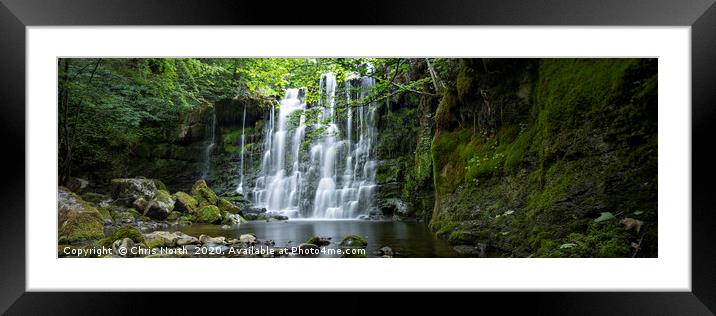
(1, 0, 714, 313)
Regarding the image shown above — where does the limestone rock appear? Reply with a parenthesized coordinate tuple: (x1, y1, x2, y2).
(58, 187, 104, 243)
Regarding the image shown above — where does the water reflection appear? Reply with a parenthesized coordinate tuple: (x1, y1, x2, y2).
(167, 220, 459, 258)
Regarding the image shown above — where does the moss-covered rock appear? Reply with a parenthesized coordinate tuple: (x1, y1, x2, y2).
(167, 211, 182, 221)
(173, 191, 198, 214)
(220, 211, 238, 225)
(340, 235, 368, 247)
(306, 236, 331, 247)
(426, 58, 657, 258)
(58, 187, 105, 243)
(97, 207, 112, 221)
(81, 192, 110, 204)
(195, 205, 221, 224)
(112, 210, 136, 223)
(191, 179, 218, 206)
(109, 178, 157, 207)
(99, 226, 145, 247)
(143, 189, 175, 220)
(179, 214, 194, 225)
(218, 198, 241, 214)
(152, 179, 168, 191)
(143, 231, 180, 248)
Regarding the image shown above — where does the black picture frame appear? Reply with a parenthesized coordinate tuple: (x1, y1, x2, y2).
(1, 0, 714, 314)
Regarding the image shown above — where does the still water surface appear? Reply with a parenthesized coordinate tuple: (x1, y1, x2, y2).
(167, 220, 459, 258)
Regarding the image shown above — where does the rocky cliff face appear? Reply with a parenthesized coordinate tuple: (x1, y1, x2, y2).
(425, 59, 657, 257)
(71, 96, 274, 194)
(204, 96, 274, 194)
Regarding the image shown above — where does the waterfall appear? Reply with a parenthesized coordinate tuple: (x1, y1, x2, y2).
(251, 72, 377, 219)
(252, 88, 306, 218)
(235, 104, 247, 194)
(201, 109, 216, 180)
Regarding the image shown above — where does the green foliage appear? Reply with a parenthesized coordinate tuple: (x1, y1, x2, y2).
(428, 58, 657, 258)
(537, 221, 632, 257)
(594, 212, 615, 223)
(58, 58, 240, 183)
(533, 59, 640, 162)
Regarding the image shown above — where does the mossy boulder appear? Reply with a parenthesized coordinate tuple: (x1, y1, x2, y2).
(81, 192, 110, 204)
(143, 231, 179, 248)
(340, 235, 368, 247)
(152, 179, 168, 191)
(173, 191, 198, 214)
(167, 211, 182, 221)
(58, 187, 105, 243)
(179, 214, 194, 225)
(97, 207, 112, 221)
(220, 211, 238, 225)
(99, 226, 145, 247)
(112, 209, 137, 223)
(218, 198, 241, 214)
(195, 205, 222, 224)
(306, 236, 330, 247)
(191, 179, 218, 206)
(109, 178, 157, 207)
(142, 189, 174, 220)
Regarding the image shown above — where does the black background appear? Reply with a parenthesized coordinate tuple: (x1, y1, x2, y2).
(0, 0, 714, 314)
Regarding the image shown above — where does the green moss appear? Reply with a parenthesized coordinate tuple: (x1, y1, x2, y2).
(195, 205, 221, 223)
(173, 191, 198, 213)
(144, 238, 165, 249)
(426, 58, 656, 258)
(218, 198, 241, 214)
(179, 214, 194, 225)
(155, 189, 172, 203)
(99, 226, 145, 247)
(152, 179, 168, 191)
(536, 221, 633, 258)
(58, 190, 105, 243)
(97, 207, 112, 221)
(447, 229, 470, 244)
(456, 66, 475, 103)
(306, 236, 330, 246)
(431, 129, 473, 194)
(503, 126, 532, 171)
(222, 128, 256, 155)
(435, 92, 458, 130)
(220, 211, 238, 225)
(434, 221, 460, 239)
(167, 211, 182, 221)
(340, 235, 368, 247)
(376, 158, 403, 184)
(533, 59, 641, 163)
(191, 180, 218, 206)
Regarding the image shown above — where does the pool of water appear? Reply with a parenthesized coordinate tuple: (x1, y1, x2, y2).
(164, 219, 460, 258)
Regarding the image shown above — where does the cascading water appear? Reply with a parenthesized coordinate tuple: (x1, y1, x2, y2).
(251, 72, 377, 219)
(252, 88, 306, 218)
(235, 104, 247, 194)
(201, 109, 217, 180)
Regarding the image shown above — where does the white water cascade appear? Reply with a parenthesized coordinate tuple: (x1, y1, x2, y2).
(201, 109, 217, 180)
(235, 104, 247, 194)
(251, 72, 378, 219)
